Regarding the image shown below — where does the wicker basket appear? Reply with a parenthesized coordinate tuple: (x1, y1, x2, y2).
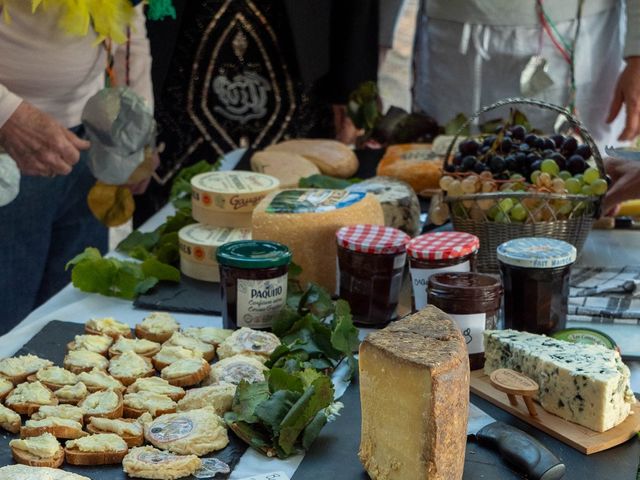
(443, 98, 606, 273)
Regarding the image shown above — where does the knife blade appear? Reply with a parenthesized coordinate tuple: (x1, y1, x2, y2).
(467, 403, 566, 480)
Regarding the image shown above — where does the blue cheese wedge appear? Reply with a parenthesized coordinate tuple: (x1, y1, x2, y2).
(484, 330, 636, 432)
(347, 176, 422, 236)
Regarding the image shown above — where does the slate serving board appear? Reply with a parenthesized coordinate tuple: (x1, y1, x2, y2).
(134, 275, 222, 315)
(292, 381, 640, 480)
(3, 321, 246, 479)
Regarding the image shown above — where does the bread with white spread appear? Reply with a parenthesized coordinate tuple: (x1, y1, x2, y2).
(5, 381, 58, 415)
(10, 432, 65, 468)
(135, 312, 180, 343)
(77, 368, 125, 393)
(67, 334, 113, 356)
(63, 350, 109, 374)
(127, 377, 185, 402)
(0, 355, 53, 384)
(109, 352, 155, 386)
(160, 358, 210, 388)
(123, 446, 202, 479)
(87, 417, 144, 448)
(109, 337, 161, 358)
(152, 345, 203, 371)
(216, 327, 280, 361)
(79, 390, 123, 421)
(65, 433, 129, 465)
(21, 416, 86, 440)
(177, 383, 236, 416)
(163, 332, 215, 362)
(85, 317, 132, 339)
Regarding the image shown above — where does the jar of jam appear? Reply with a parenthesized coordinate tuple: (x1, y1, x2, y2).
(497, 237, 576, 335)
(407, 232, 479, 311)
(336, 224, 410, 327)
(428, 272, 502, 370)
(217, 240, 292, 330)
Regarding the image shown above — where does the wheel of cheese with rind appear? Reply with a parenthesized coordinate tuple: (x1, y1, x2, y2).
(252, 189, 384, 293)
(359, 306, 469, 480)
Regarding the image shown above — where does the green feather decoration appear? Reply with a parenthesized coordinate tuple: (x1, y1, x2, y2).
(147, 0, 176, 20)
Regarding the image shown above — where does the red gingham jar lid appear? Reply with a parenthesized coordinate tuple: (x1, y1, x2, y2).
(336, 224, 410, 255)
(407, 231, 479, 260)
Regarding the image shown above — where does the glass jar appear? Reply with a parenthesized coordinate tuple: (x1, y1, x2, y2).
(217, 240, 292, 330)
(428, 272, 503, 370)
(497, 237, 576, 335)
(407, 232, 479, 311)
(336, 224, 410, 327)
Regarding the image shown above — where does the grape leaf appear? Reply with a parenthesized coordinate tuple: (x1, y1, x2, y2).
(141, 257, 180, 282)
(232, 381, 271, 423)
(301, 410, 328, 450)
(298, 175, 359, 189)
(255, 390, 301, 434)
(268, 368, 304, 394)
(170, 159, 220, 208)
(277, 376, 334, 456)
(445, 113, 470, 136)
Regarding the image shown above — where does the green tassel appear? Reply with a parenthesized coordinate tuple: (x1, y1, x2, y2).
(147, 0, 176, 21)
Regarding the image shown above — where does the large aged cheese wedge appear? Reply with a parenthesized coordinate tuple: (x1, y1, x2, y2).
(252, 189, 384, 292)
(359, 306, 469, 480)
(265, 139, 359, 178)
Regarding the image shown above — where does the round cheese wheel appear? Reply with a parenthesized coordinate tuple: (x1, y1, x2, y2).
(252, 189, 384, 293)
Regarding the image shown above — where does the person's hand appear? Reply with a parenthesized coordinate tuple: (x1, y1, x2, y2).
(602, 157, 640, 214)
(607, 56, 640, 141)
(333, 104, 361, 145)
(0, 101, 90, 176)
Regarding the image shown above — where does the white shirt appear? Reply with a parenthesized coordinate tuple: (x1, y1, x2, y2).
(0, 2, 152, 129)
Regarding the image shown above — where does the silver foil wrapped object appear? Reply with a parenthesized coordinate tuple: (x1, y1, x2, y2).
(82, 87, 155, 185)
(0, 153, 20, 207)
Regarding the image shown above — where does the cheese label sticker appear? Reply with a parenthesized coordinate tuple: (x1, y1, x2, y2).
(448, 312, 486, 354)
(409, 260, 470, 310)
(148, 417, 194, 443)
(237, 274, 288, 328)
(266, 190, 365, 214)
(137, 450, 180, 464)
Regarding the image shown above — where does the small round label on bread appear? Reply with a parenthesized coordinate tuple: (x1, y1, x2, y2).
(137, 450, 180, 464)
(193, 458, 231, 478)
(148, 417, 194, 443)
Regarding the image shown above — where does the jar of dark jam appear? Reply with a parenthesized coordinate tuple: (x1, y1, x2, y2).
(336, 224, 410, 327)
(217, 240, 292, 330)
(407, 232, 479, 311)
(428, 272, 502, 370)
(497, 237, 576, 335)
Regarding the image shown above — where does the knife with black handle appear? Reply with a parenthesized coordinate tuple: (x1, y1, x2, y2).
(468, 403, 565, 480)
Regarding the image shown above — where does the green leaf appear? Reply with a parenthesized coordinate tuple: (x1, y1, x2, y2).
(268, 368, 304, 394)
(299, 284, 334, 318)
(233, 381, 271, 423)
(444, 113, 470, 136)
(296, 368, 323, 389)
(141, 257, 180, 282)
(170, 159, 220, 208)
(113, 261, 146, 299)
(277, 376, 334, 456)
(511, 109, 532, 131)
(255, 390, 301, 434)
(271, 306, 301, 337)
(301, 410, 328, 450)
(65, 247, 102, 270)
(135, 276, 159, 294)
(116, 230, 160, 256)
(70, 256, 117, 295)
(331, 300, 359, 354)
(298, 174, 357, 190)
(479, 118, 504, 134)
(225, 415, 276, 457)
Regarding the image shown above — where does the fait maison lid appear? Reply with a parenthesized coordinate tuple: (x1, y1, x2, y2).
(336, 224, 410, 255)
(407, 231, 479, 260)
(497, 237, 577, 269)
(216, 240, 292, 269)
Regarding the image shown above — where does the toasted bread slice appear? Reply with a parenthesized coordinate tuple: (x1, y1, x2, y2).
(86, 419, 144, 448)
(135, 312, 180, 344)
(65, 446, 128, 466)
(134, 324, 173, 344)
(63, 350, 109, 375)
(66, 341, 108, 357)
(21, 424, 87, 440)
(123, 392, 177, 419)
(161, 360, 211, 388)
(5, 382, 58, 415)
(126, 377, 186, 402)
(108, 338, 161, 359)
(65, 434, 129, 465)
(109, 353, 155, 387)
(79, 391, 124, 423)
(0, 404, 21, 433)
(122, 404, 176, 419)
(85, 321, 133, 340)
(11, 445, 64, 468)
(0, 377, 14, 401)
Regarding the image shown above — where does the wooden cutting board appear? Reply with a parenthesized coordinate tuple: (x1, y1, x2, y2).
(470, 370, 640, 455)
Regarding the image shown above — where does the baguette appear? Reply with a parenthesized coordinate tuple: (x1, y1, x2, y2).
(161, 359, 210, 388)
(151, 345, 203, 372)
(0, 404, 21, 433)
(11, 445, 65, 468)
(64, 434, 129, 466)
(66, 338, 112, 357)
(63, 350, 109, 375)
(126, 377, 186, 402)
(0, 376, 14, 401)
(163, 333, 215, 362)
(108, 338, 161, 358)
(86, 418, 144, 448)
(0, 355, 53, 385)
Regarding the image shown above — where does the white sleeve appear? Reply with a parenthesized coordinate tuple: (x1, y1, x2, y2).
(624, 0, 640, 58)
(113, 5, 154, 111)
(0, 83, 23, 129)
